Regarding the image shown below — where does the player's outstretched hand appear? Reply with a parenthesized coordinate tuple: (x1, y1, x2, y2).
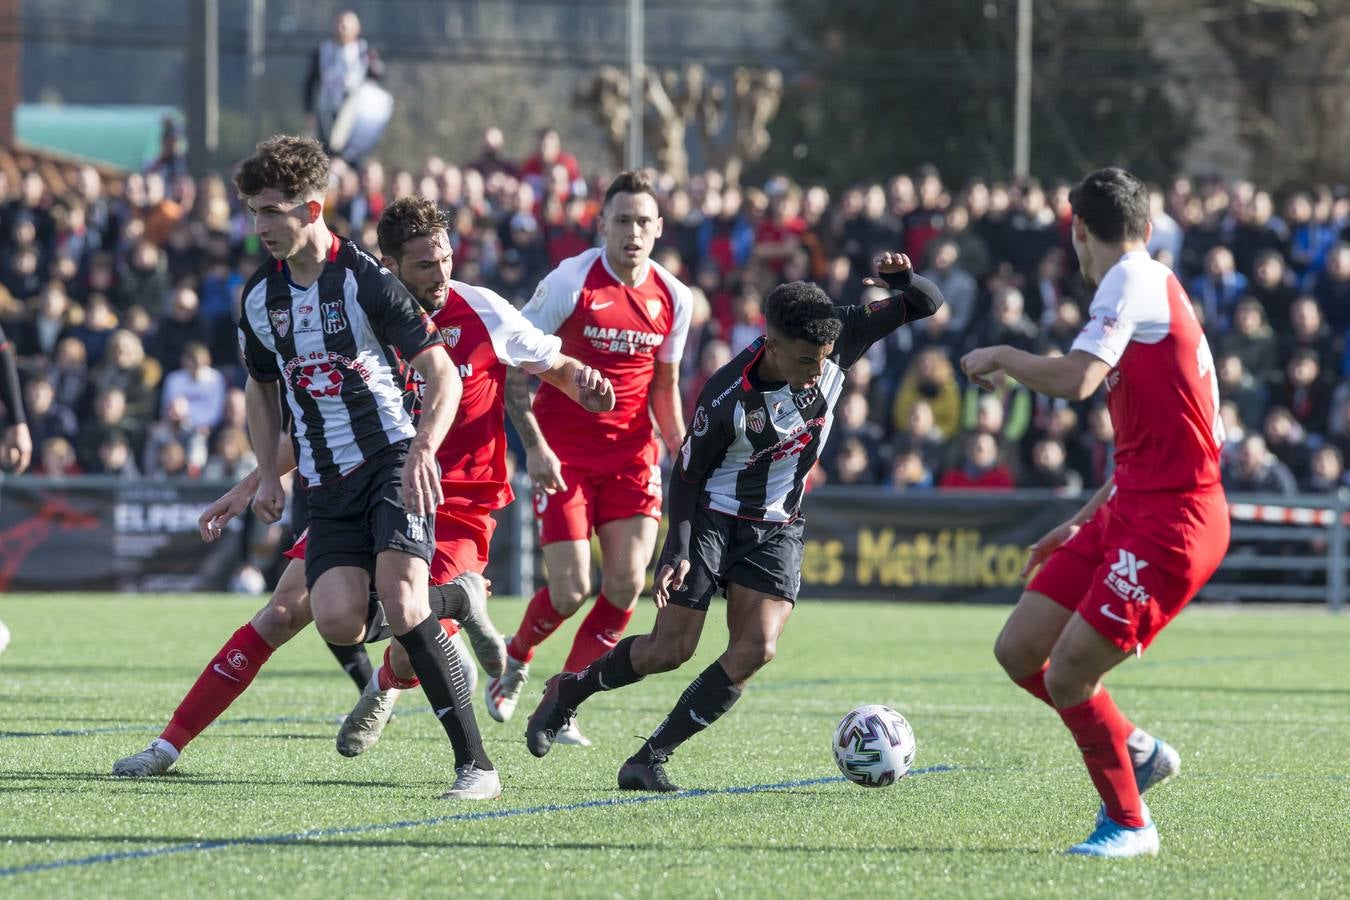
(526, 444, 567, 495)
(199, 484, 254, 542)
(0, 423, 33, 474)
(575, 365, 616, 413)
(653, 559, 690, 608)
(862, 251, 913, 288)
(1022, 521, 1081, 579)
(960, 346, 1008, 391)
(251, 475, 287, 525)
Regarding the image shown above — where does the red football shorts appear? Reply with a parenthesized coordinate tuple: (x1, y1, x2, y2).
(1028, 487, 1229, 654)
(534, 448, 664, 545)
(283, 508, 494, 585)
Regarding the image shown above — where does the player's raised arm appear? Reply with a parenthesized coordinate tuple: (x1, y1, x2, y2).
(832, 252, 945, 369)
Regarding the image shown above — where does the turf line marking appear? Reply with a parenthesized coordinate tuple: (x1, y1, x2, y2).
(0, 765, 958, 878)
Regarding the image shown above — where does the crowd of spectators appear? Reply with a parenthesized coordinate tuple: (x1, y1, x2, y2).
(4, 129, 1350, 499)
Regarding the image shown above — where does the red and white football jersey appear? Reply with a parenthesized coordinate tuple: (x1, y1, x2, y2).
(521, 247, 693, 466)
(1072, 250, 1224, 493)
(407, 280, 561, 510)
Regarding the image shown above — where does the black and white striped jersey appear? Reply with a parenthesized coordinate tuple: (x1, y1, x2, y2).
(237, 236, 443, 487)
(660, 272, 943, 568)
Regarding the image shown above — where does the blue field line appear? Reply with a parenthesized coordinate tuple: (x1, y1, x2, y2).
(0, 765, 958, 879)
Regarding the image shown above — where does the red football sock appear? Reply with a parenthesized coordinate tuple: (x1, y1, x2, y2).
(563, 594, 634, 673)
(378, 644, 421, 691)
(1015, 664, 1054, 707)
(440, 617, 460, 638)
(1057, 690, 1146, 828)
(159, 623, 275, 752)
(506, 587, 566, 664)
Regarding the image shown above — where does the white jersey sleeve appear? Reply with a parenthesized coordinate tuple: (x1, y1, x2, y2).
(454, 281, 561, 374)
(519, 247, 601, 335)
(1071, 253, 1172, 368)
(652, 261, 694, 364)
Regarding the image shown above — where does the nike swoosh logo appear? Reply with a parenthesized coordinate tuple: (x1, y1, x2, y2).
(434, 705, 454, 719)
(689, 710, 710, 727)
(592, 300, 615, 310)
(211, 664, 241, 683)
(1099, 604, 1131, 625)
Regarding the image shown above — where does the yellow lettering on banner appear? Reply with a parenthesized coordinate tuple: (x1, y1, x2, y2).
(931, 530, 953, 585)
(856, 527, 892, 585)
(802, 539, 845, 586)
(999, 546, 1023, 584)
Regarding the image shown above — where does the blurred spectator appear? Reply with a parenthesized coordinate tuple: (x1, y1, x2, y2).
(118, 239, 170, 315)
(1216, 353, 1268, 433)
(1038, 300, 1084, 354)
(939, 432, 1014, 490)
(1229, 190, 1287, 277)
(142, 395, 208, 477)
(893, 347, 961, 437)
(147, 438, 194, 480)
(976, 286, 1039, 353)
(1222, 434, 1297, 495)
(152, 286, 209, 373)
(1147, 187, 1184, 264)
(725, 285, 766, 353)
(68, 292, 120, 365)
(161, 341, 227, 431)
(829, 437, 877, 486)
(822, 392, 887, 483)
(1246, 249, 1298, 332)
(1022, 437, 1084, 493)
(1300, 445, 1344, 493)
(920, 239, 978, 334)
(1078, 403, 1116, 487)
(76, 387, 144, 472)
(95, 329, 161, 422)
(888, 449, 934, 490)
(49, 337, 90, 415)
(1024, 246, 1071, 326)
(36, 435, 81, 477)
(1311, 241, 1350, 333)
(93, 433, 140, 478)
(1219, 297, 1278, 384)
(1281, 296, 1336, 380)
(520, 128, 581, 190)
(938, 203, 992, 281)
(1190, 246, 1246, 331)
(1261, 406, 1312, 481)
(890, 399, 947, 473)
(202, 426, 257, 482)
(18, 281, 76, 359)
(467, 126, 519, 181)
(22, 376, 77, 449)
(1276, 350, 1331, 437)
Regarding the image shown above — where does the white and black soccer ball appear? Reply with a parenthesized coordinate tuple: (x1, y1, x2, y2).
(832, 704, 916, 787)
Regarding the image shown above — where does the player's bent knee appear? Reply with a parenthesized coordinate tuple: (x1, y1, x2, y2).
(253, 597, 310, 643)
(550, 586, 590, 617)
(311, 605, 367, 645)
(992, 631, 1040, 681)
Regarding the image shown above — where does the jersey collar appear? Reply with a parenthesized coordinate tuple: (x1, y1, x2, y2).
(740, 337, 768, 391)
(599, 248, 651, 288)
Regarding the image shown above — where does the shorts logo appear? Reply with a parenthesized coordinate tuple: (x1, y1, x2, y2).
(294, 362, 344, 399)
(1105, 549, 1150, 603)
(405, 513, 425, 543)
(692, 406, 709, 437)
(322, 300, 348, 334)
(646, 298, 664, 319)
(746, 408, 767, 434)
(226, 650, 248, 670)
(268, 308, 291, 338)
(441, 325, 462, 348)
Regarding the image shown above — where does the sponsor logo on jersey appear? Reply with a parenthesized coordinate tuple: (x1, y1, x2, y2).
(591, 299, 615, 311)
(298, 303, 314, 314)
(581, 324, 663, 355)
(692, 406, 710, 436)
(441, 325, 462, 348)
(458, 363, 474, 378)
(1104, 549, 1151, 603)
(268, 308, 291, 338)
(293, 361, 345, 398)
(646, 298, 664, 319)
(710, 380, 740, 408)
(321, 300, 348, 334)
(746, 416, 827, 466)
(746, 408, 767, 434)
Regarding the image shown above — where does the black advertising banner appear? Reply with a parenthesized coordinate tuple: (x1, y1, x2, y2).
(798, 488, 1084, 602)
(0, 477, 246, 592)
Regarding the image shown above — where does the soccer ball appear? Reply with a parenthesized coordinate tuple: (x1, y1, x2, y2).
(832, 704, 916, 787)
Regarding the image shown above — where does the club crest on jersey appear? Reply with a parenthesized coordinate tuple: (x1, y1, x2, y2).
(746, 408, 767, 434)
(268, 308, 291, 338)
(646, 298, 664, 319)
(321, 300, 347, 334)
(441, 325, 462, 348)
(692, 406, 710, 437)
(793, 388, 819, 409)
